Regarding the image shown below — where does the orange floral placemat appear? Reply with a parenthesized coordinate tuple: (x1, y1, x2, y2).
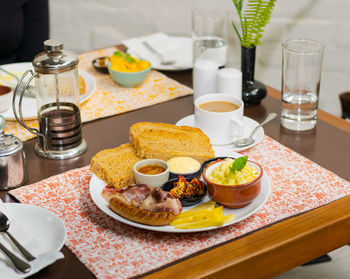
(9, 136, 350, 279)
(4, 47, 192, 141)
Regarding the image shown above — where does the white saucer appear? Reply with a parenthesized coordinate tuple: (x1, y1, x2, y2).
(175, 114, 264, 152)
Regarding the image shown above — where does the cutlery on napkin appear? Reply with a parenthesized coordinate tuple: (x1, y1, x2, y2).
(0, 201, 64, 279)
(122, 32, 192, 68)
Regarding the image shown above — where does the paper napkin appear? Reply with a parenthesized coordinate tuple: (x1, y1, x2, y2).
(0, 201, 64, 279)
(122, 32, 192, 68)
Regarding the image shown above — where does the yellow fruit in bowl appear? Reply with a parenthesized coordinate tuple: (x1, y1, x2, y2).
(109, 51, 150, 73)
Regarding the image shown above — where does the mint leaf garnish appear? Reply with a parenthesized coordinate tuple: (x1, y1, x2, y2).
(230, 156, 248, 173)
(114, 51, 123, 57)
(124, 53, 136, 63)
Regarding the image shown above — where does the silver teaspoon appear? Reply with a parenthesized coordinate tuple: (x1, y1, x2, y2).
(0, 211, 36, 261)
(0, 242, 31, 273)
(232, 113, 277, 148)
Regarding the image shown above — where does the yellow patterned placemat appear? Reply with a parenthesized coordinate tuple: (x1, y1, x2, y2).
(3, 47, 192, 141)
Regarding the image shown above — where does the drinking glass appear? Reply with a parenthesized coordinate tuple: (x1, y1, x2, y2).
(281, 39, 324, 131)
(191, 8, 229, 67)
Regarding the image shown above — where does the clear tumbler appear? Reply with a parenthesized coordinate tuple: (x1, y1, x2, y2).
(192, 8, 229, 67)
(281, 39, 324, 131)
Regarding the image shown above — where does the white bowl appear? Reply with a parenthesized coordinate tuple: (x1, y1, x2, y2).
(133, 159, 169, 188)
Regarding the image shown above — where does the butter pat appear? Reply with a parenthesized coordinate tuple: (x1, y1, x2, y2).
(167, 157, 200, 174)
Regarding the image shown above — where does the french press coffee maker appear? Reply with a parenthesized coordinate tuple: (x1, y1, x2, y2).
(13, 39, 87, 159)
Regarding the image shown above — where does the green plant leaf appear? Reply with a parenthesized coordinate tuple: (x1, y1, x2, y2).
(230, 156, 248, 173)
(232, 0, 276, 47)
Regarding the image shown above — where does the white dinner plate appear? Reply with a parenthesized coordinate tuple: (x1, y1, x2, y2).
(2, 203, 66, 253)
(130, 36, 193, 71)
(176, 114, 264, 152)
(0, 62, 96, 120)
(89, 147, 271, 233)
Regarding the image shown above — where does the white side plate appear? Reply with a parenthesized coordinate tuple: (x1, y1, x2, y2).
(0, 62, 96, 120)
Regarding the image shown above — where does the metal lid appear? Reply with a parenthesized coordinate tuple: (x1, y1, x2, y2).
(32, 39, 79, 74)
(0, 129, 23, 157)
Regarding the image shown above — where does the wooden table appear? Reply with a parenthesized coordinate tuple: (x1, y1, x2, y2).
(1, 70, 350, 279)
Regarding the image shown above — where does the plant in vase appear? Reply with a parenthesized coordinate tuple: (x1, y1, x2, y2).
(232, 0, 277, 105)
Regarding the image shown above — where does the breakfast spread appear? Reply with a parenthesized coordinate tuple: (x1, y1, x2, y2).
(170, 176, 205, 199)
(167, 157, 201, 174)
(103, 184, 182, 226)
(110, 51, 150, 73)
(90, 122, 263, 229)
(208, 157, 258, 185)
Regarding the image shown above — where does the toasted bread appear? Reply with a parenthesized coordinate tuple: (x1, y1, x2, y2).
(129, 122, 215, 163)
(91, 143, 141, 189)
(79, 75, 86, 95)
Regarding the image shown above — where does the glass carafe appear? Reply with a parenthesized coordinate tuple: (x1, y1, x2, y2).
(13, 39, 87, 159)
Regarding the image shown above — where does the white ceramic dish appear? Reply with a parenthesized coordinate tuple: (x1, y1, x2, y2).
(133, 159, 169, 188)
(0, 62, 96, 120)
(131, 36, 193, 71)
(176, 114, 264, 152)
(89, 147, 271, 233)
(2, 203, 66, 252)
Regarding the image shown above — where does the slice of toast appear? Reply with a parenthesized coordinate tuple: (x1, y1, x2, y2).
(129, 122, 215, 163)
(91, 143, 141, 189)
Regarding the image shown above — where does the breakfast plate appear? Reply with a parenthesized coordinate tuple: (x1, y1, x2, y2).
(176, 114, 264, 152)
(89, 147, 271, 233)
(0, 62, 96, 120)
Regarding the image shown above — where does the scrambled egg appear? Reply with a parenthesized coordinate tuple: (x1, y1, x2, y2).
(208, 158, 258, 185)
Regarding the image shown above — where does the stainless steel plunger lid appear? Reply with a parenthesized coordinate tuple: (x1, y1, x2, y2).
(32, 39, 79, 74)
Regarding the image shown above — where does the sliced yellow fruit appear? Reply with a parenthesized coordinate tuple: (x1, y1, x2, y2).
(171, 201, 234, 229)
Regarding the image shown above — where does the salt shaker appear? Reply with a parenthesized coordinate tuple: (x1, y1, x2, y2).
(216, 68, 242, 100)
(193, 60, 219, 100)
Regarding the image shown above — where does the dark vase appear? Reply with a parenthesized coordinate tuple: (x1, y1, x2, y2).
(241, 46, 267, 106)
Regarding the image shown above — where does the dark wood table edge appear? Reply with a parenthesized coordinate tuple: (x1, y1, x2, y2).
(142, 195, 350, 279)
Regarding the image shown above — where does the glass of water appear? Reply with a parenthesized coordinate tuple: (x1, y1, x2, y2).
(281, 39, 324, 131)
(191, 8, 229, 67)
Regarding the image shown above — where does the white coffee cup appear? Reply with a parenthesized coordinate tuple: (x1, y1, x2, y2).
(194, 94, 244, 145)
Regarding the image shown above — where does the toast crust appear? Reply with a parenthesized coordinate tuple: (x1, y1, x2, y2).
(129, 122, 215, 163)
(91, 143, 141, 189)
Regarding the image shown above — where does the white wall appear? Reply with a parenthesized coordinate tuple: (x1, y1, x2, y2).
(49, 0, 350, 117)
